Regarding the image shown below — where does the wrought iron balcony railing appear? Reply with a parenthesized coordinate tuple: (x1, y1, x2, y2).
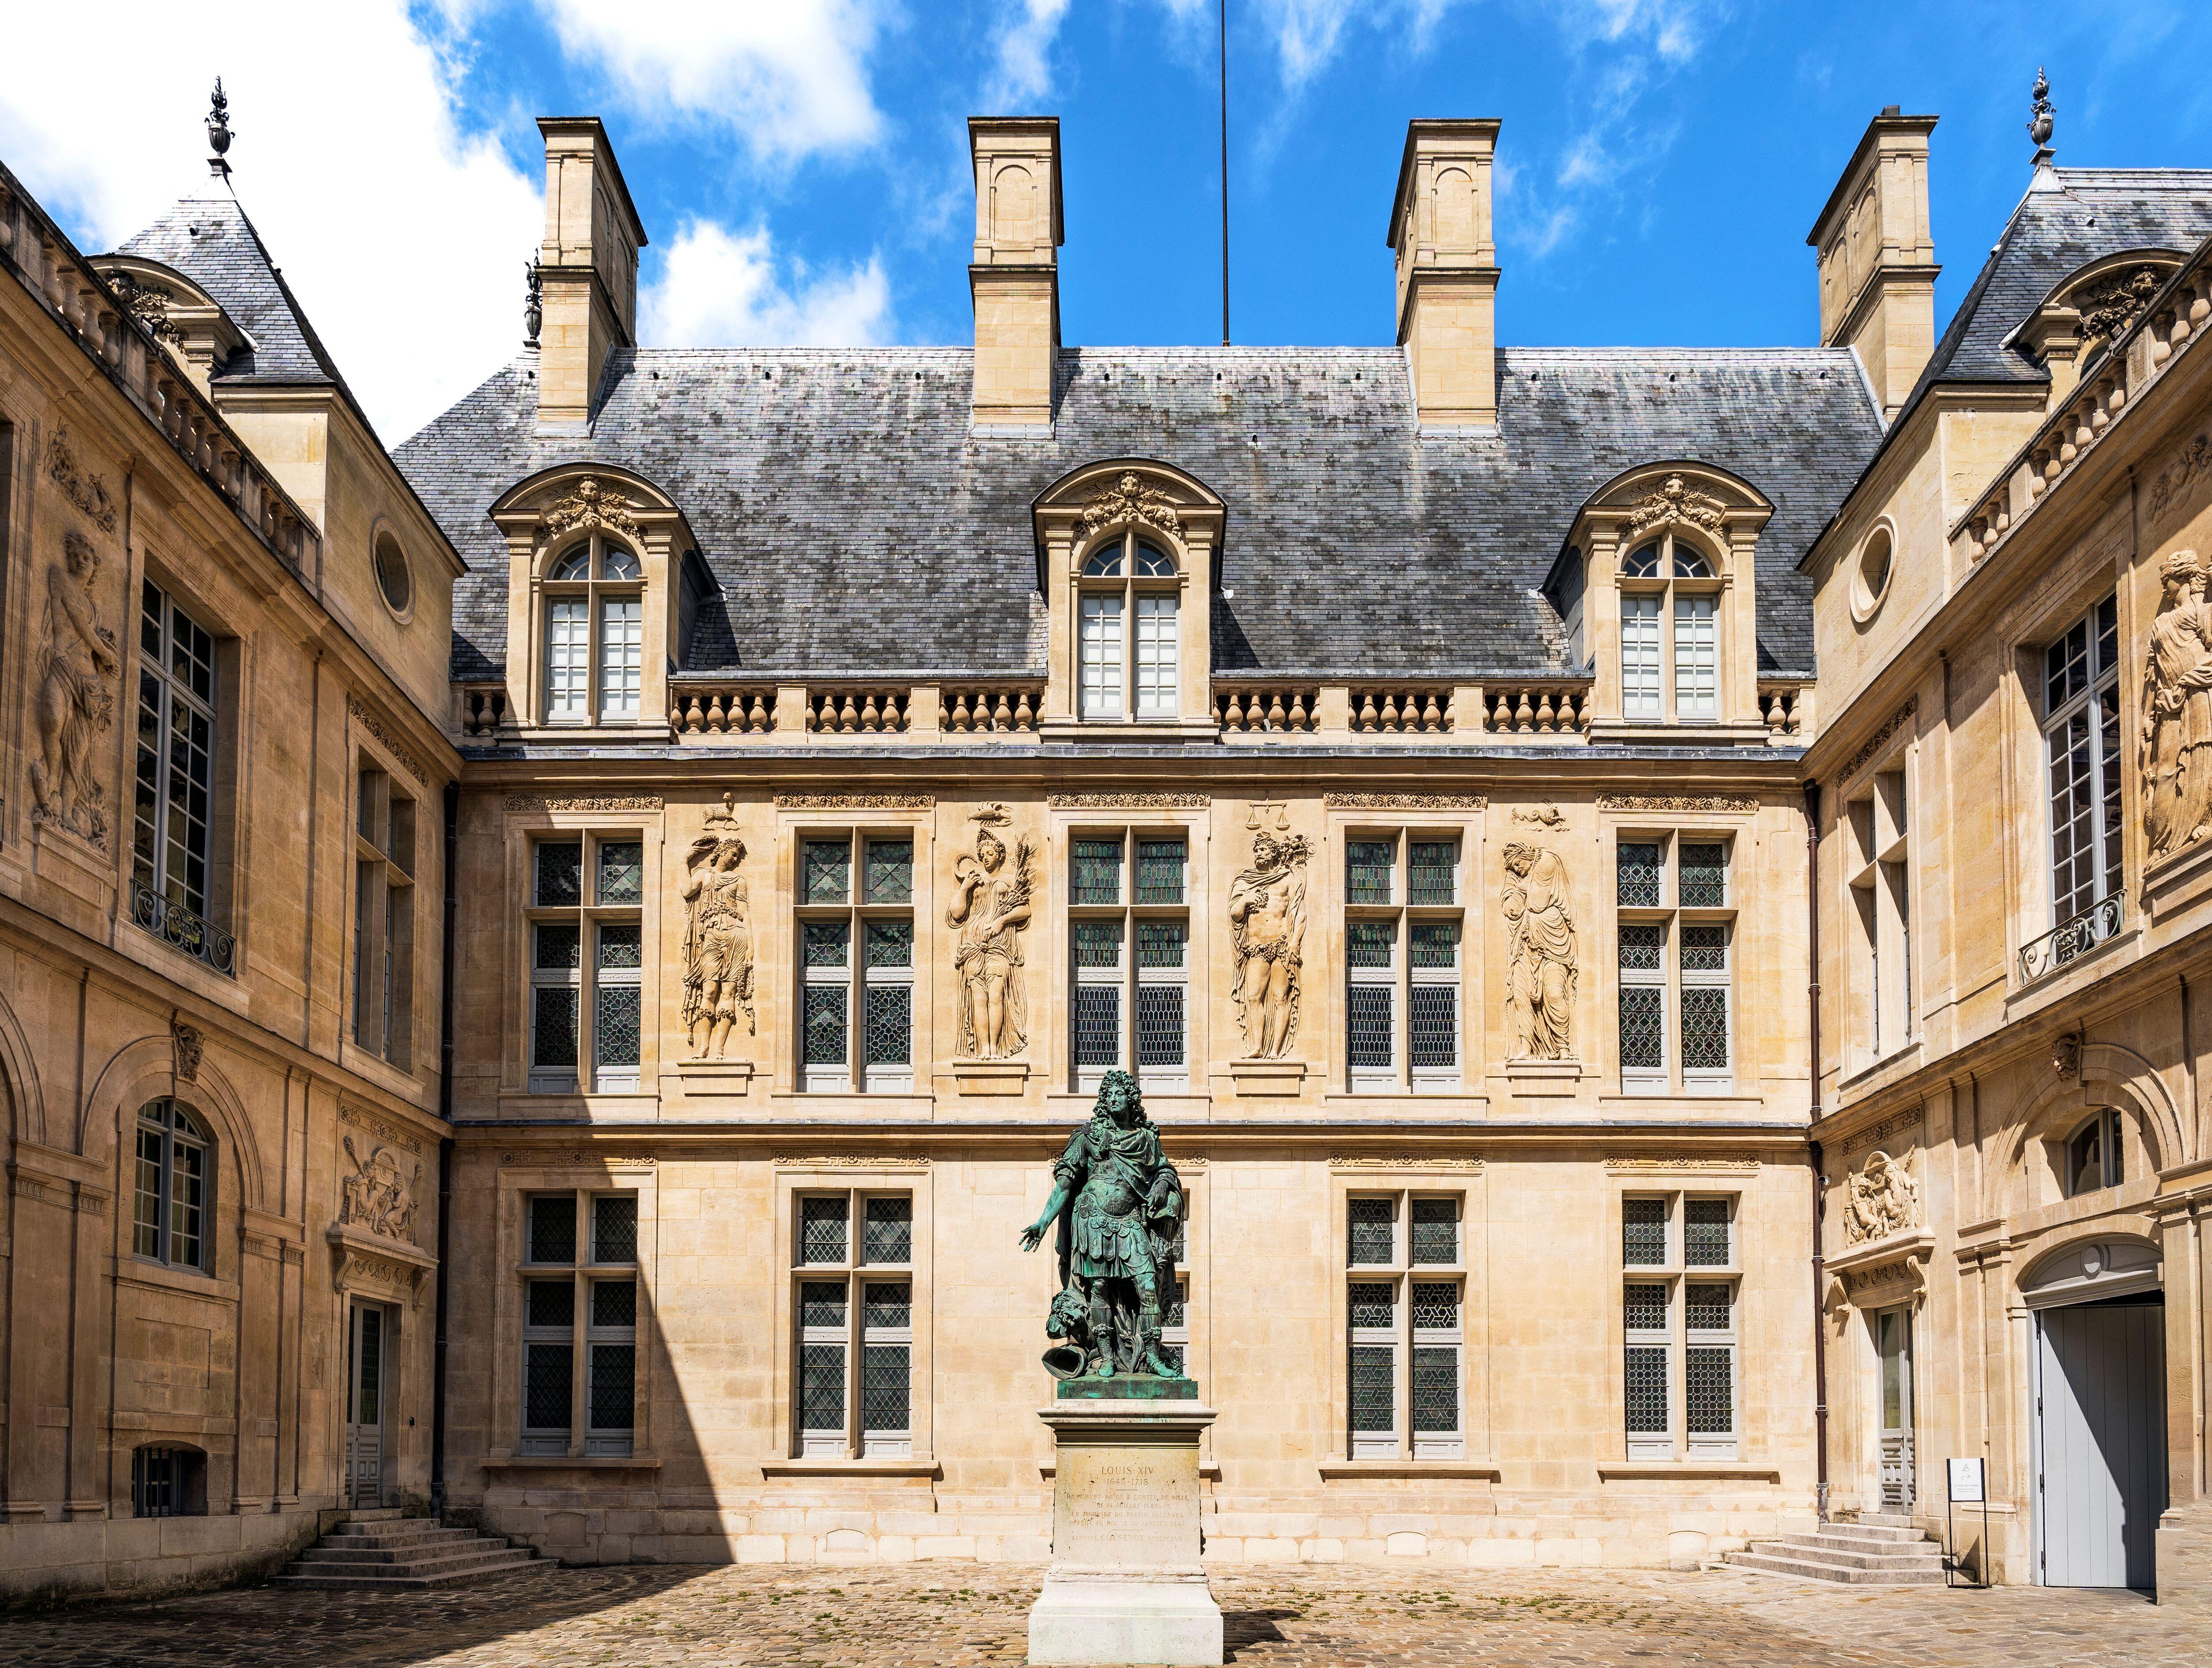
(2017, 891, 2124, 983)
(131, 881, 237, 977)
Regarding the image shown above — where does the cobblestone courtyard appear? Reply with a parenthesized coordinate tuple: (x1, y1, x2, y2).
(0, 1561, 2195, 1668)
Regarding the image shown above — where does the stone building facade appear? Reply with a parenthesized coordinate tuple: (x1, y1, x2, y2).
(1, 93, 2208, 1603)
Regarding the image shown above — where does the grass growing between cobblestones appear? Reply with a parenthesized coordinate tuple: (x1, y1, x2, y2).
(0, 1560, 2192, 1667)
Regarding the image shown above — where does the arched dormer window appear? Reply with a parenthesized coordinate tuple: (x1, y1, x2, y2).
(2065, 1109, 2125, 1197)
(545, 533, 644, 724)
(1618, 531, 1723, 722)
(1079, 532, 1180, 718)
(134, 1099, 209, 1273)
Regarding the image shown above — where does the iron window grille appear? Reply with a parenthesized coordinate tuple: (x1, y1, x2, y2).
(1068, 832, 1189, 1091)
(792, 1191, 914, 1457)
(519, 1189, 640, 1456)
(1614, 834, 1733, 1093)
(1345, 1190, 1464, 1460)
(131, 1444, 207, 1518)
(132, 580, 230, 974)
(1346, 832, 1463, 1092)
(352, 767, 417, 1069)
(799, 835, 915, 1093)
(1078, 530, 1182, 720)
(133, 1098, 210, 1273)
(1617, 532, 1724, 723)
(526, 835, 646, 1093)
(1620, 1192, 1738, 1461)
(542, 533, 645, 725)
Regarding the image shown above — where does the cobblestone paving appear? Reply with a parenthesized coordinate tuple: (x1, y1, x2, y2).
(0, 1561, 2195, 1668)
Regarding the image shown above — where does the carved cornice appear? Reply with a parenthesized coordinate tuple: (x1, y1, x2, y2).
(1079, 472, 1182, 537)
(46, 427, 118, 533)
(1049, 793, 1210, 809)
(1838, 700, 1916, 783)
(499, 1151, 656, 1169)
(1328, 1154, 1485, 1172)
(2149, 434, 2210, 527)
(1322, 793, 1486, 811)
(347, 695, 427, 786)
(1602, 1153, 1763, 1172)
(2074, 265, 2169, 343)
(776, 794, 934, 812)
(1839, 1107, 1924, 1156)
(1596, 795, 1757, 814)
(505, 794, 664, 814)
(1621, 473, 1729, 538)
(772, 1154, 932, 1170)
(103, 271, 185, 346)
(541, 477, 639, 540)
(339, 1102, 425, 1155)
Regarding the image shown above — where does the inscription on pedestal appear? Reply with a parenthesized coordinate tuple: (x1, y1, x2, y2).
(1057, 1444, 1200, 1568)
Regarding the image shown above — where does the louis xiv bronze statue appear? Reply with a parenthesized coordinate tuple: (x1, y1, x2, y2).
(1021, 1070, 1189, 1385)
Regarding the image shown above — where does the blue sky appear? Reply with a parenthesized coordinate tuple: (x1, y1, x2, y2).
(5, 1, 2209, 440)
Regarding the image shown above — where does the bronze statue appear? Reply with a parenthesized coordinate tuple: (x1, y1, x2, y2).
(1021, 1070, 1186, 1380)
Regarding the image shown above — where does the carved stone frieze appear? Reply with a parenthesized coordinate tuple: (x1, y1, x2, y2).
(2074, 264, 2169, 343)
(1838, 700, 1916, 783)
(339, 1134, 422, 1242)
(30, 530, 119, 847)
(347, 695, 426, 786)
(2142, 548, 2212, 860)
(1841, 1150, 1922, 1247)
(1512, 802, 1566, 827)
(103, 270, 185, 346)
(1048, 792, 1210, 809)
(1502, 843, 1576, 1062)
(682, 793, 755, 1057)
(46, 428, 118, 533)
(1840, 1107, 1924, 1155)
(2148, 435, 2210, 527)
(1322, 793, 1486, 811)
(499, 1151, 657, 1168)
(1080, 471, 1182, 537)
(1596, 794, 1757, 814)
(171, 1021, 203, 1083)
(505, 793, 664, 813)
(1602, 1154, 1761, 1172)
(1328, 1154, 1486, 1172)
(339, 1103, 424, 1154)
(1229, 825, 1310, 1058)
(1622, 472, 1728, 538)
(771, 1154, 931, 1169)
(775, 794, 934, 811)
(949, 807, 1034, 1060)
(541, 476, 639, 539)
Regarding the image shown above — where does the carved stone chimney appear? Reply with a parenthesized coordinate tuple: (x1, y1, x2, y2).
(535, 117, 648, 433)
(1389, 120, 1502, 430)
(1808, 109, 1939, 422)
(968, 117, 1063, 429)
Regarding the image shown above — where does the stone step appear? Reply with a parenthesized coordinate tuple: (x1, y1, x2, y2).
(268, 1556, 555, 1591)
(1727, 1549, 1947, 1585)
(1855, 1511, 1918, 1528)
(318, 1526, 496, 1551)
(1798, 1522, 1936, 1545)
(331, 1517, 456, 1539)
(298, 1537, 515, 1565)
(280, 1547, 541, 1582)
(339, 1507, 407, 1523)
(1760, 1535, 1947, 1570)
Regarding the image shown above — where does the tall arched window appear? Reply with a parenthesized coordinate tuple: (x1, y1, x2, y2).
(134, 1099, 209, 1272)
(545, 535, 644, 724)
(1619, 533, 1723, 722)
(1079, 533, 1179, 719)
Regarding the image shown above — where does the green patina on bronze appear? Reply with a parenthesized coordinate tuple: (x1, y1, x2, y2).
(1020, 1070, 1190, 1385)
(1056, 1374, 1201, 1400)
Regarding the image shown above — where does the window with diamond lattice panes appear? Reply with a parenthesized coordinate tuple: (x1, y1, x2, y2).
(526, 835, 645, 1092)
(1620, 1193, 1738, 1459)
(1068, 831, 1189, 1089)
(792, 1191, 914, 1456)
(1345, 832, 1463, 1091)
(1345, 1189, 1465, 1459)
(1615, 834, 1734, 1091)
(519, 1189, 638, 1455)
(799, 836, 914, 1092)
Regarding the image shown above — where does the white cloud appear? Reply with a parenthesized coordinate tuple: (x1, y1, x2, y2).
(533, 0, 886, 157)
(0, 0, 542, 444)
(640, 217, 891, 348)
(986, 0, 1073, 108)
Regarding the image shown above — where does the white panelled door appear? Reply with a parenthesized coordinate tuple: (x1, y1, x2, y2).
(2036, 1299, 2166, 1589)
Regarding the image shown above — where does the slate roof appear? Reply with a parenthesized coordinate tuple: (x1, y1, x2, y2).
(117, 198, 353, 395)
(397, 345, 1883, 684)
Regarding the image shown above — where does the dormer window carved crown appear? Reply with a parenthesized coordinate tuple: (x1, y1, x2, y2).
(2016, 248, 2186, 399)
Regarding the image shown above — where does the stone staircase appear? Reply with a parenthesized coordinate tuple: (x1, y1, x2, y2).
(270, 1508, 556, 1589)
(1726, 1513, 1950, 1584)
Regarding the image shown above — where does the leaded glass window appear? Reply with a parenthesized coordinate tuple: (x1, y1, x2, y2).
(1623, 1194, 1740, 1458)
(1348, 1282, 1396, 1328)
(1347, 1187, 1465, 1459)
(1409, 1197, 1457, 1265)
(597, 841, 643, 905)
(1348, 1197, 1396, 1265)
(1408, 841, 1456, 905)
(1623, 1282, 1667, 1332)
(522, 1189, 640, 1456)
(1684, 1198, 1731, 1266)
(1411, 1346, 1459, 1435)
(801, 833, 915, 1091)
(1348, 985, 1394, 1071)
(1073, 986, 1120, 1067)
(1686, 1347, 1733, 1435)
(1622, 1197, 1667, 1265)
(1678, 844, 1727, 909)
(805, 841, 851, 905)
(794, 1189, 914, 1457)
(593, 1194, 638, 1263)
(801, 1196, 849, 1265)
(864, 1197, 912, 1264)
(1070, 826, 1189, 1086)
(1135, 839, 1186, 904)
(1349, 1346, 1395, 1435)
(1624, 1344, 1668, 1436)
(863, 840, 913, 905)
(528, 832, 644, 1092)
(352, 767, 416, 1067)
(1616, 835, 1732, 1089)
(1617, 843, 1662, 908)
(529, 1194, 578, 1264)
(1347, 841, 1394, 904)
(1347, 826, 1467, 1090)
(1072, 839, 1122, 904)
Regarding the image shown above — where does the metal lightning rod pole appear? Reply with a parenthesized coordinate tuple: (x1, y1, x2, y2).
(1220, 0, 1230, 345)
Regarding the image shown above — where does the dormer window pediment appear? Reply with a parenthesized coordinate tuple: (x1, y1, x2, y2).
(89, 255, 250, 396)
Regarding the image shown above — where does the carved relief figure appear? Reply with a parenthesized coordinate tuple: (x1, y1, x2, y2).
(1842, 1149, 1922, 1246)
(681, 794, 755, 1057)
(1502, 842, 1578, 1059)
(30, 532, 119, 845)
(1228, 827, 1311, 1058)
(1020, 1070, 1186, 1380)
(947, 806, 1033, 1059)
(2141, 548, 2212, 859)
(340, 1135, 422, 1241)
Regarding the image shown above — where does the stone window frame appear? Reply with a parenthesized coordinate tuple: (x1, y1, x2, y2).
(519, 1189, 641, 1457)
(492, 1163, 657, 1465)
(1074, 527, 1184, 721)
(350, 758, 419, 1073)
(1065, 825, 1193, 1094)
(770, 1165, 935, 1469)
(1838, 730, 1914, 1069)
(1342, 828, 1466, 1095)
(2037, 591, 2123, 932)
(1618, 1189, 1741, 1462)
(522, 830, 649, 1095)
(795, 828, 920, 1095)
(1616, 526, 1727, 723)
(132, 1097, 213, 1275)
(1335, 1183, 1471, 1463)
(1610, 829, 1736, 1097)
(541, 530, 647, 726)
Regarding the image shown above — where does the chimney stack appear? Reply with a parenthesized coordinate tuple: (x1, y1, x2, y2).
(535, 117, 647, 433)
(968, 117, 1063, 429)
(1389, 120, 1502, 430)
(1808, 110, 1939, 422)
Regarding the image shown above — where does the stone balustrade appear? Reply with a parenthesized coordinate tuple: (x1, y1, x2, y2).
(1956, 243, 2212, 565)
(670, 683, 779, 736)
(805, 686, 911, 735)
(1758, 682, 1811, 741)
(1214, 683, 1320, 733)
(455, 683, 508, 737)
(941, 683, 1042, 734)
(1480, 682, 1591, 736)
(1349, 684, 1455, 734)
(0, 164, 323, 582)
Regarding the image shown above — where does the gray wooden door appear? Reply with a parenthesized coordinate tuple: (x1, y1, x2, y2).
(1877, 1307, 1913, 1510)
(343, 1302, 387, 1509)
(2037, 1300, 2166, 1589)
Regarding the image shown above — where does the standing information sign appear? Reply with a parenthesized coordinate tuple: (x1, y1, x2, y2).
(1945, 1457, 1989, 1587)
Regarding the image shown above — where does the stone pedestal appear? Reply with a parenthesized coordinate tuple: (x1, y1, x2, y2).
(1029, 1392, 1221, 1667)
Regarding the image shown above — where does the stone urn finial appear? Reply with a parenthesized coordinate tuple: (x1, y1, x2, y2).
(206, 78, 233, 179)
(2028, 66, 2055, 165)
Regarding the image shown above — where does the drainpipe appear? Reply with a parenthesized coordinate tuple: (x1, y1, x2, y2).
(430, 782, 459, 1518)
(1805, 780, 1831, 1522)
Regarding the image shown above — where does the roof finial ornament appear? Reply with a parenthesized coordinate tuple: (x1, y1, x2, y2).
(2028, 66, 2055, 169)
(206, 78, 234, 180)
(523, 259, 543, 349)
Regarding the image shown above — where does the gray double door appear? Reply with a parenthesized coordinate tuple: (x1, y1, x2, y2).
(2035, 1296, 2165, 1590)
